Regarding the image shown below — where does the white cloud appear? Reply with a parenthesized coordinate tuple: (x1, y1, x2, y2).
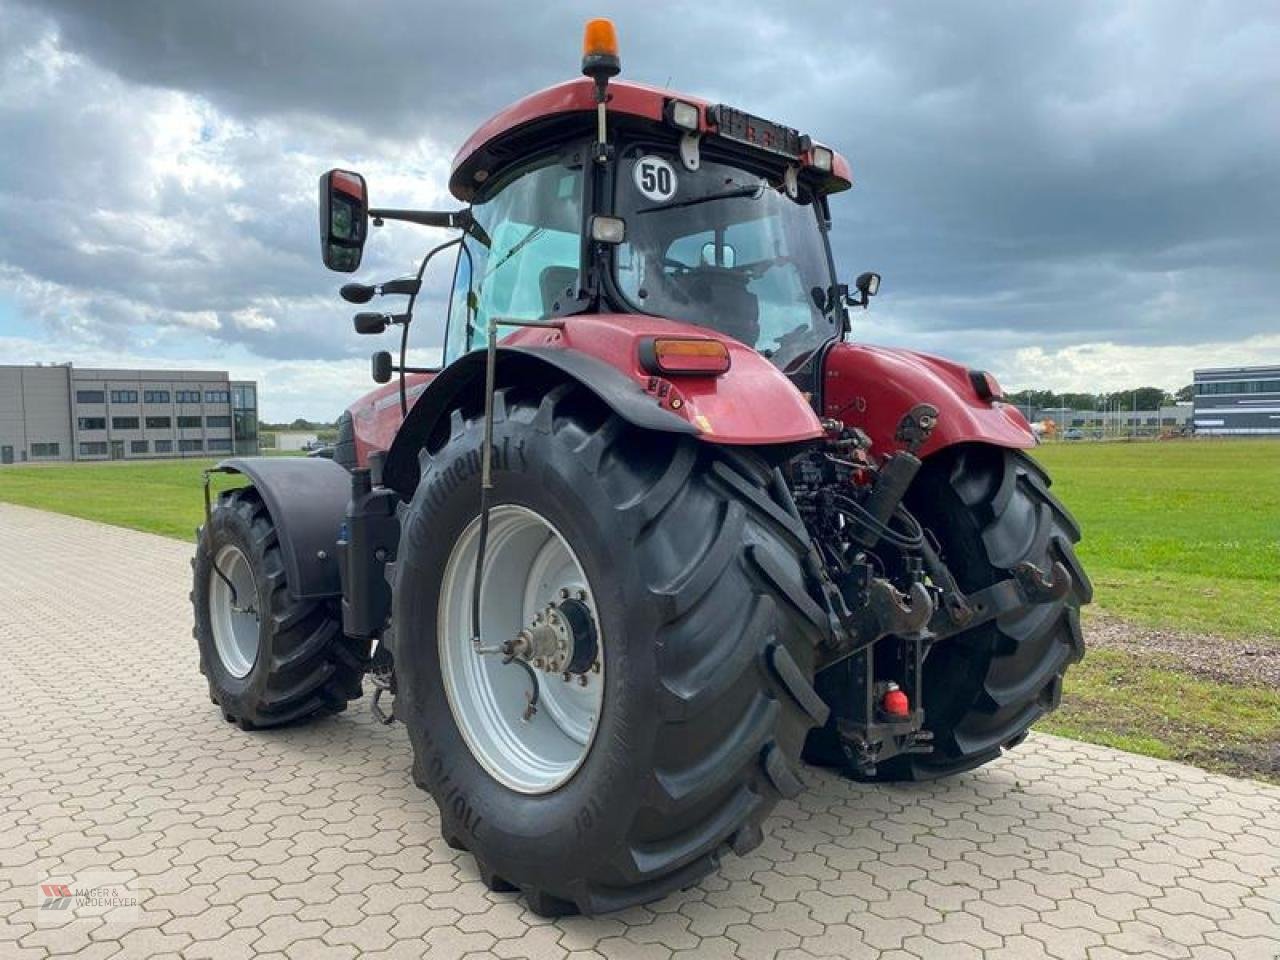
(1000, 333, 1280, 393)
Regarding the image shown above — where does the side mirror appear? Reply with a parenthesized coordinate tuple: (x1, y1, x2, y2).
(844, 271, 881, 311)
(319, 169, 369, 273)
(371, 350, 393, 383)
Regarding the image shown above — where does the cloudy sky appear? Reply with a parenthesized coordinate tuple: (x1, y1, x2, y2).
(1, 1, 1277, 420)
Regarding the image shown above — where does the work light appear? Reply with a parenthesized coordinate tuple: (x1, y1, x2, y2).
(665, 99, 700, 132)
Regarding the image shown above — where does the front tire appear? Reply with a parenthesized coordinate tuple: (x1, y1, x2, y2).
(389, 385, 828, 915)
(192, 487, 367, 729)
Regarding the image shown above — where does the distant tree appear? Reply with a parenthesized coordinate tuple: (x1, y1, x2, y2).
(1175, 384, 1194, 402)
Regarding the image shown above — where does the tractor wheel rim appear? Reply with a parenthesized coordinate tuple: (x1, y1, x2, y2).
(439, 504, 604, 795)
(209, 543, 260, 679)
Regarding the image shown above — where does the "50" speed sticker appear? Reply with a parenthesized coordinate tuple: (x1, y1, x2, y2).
(633, 155, 678, 203)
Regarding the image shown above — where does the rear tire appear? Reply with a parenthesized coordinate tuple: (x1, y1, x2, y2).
(807, 444, 1090, 781)
(389, 384, 828, 915)
(192, 487, 366, 729)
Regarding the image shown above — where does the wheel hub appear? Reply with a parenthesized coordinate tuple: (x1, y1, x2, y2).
(510, 594, 599, 676)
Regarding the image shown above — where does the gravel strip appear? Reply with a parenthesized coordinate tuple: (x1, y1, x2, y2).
(1086, 613, 1280, 687)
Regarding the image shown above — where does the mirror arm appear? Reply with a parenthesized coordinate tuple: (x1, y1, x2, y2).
(368, 207, 465, 228)
(368, 207, 490, 247)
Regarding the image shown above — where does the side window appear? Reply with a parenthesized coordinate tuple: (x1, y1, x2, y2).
(444, 241, 475, 365)
(443, 157, 582, 363)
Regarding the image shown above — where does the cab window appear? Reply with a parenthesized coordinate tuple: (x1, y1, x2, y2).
(444, 157, 582, 363)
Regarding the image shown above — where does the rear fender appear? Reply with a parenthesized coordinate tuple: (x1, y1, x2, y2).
(383, 314, 823, 497)
(821, 343, 1035, 458)
(211, 457, 351, 600)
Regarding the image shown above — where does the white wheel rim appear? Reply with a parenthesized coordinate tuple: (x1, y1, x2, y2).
(438, 505, 604, 794)
(209, 543, 260, 679)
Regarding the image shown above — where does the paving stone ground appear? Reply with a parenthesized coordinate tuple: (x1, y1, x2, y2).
(1, 502, 1277, 959)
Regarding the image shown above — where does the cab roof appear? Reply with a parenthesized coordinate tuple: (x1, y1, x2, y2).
(449, 77, 852, 202)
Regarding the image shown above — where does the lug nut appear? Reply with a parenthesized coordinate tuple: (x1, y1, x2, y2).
(559, 588, 570, 599)
(577, 675, 588, 687)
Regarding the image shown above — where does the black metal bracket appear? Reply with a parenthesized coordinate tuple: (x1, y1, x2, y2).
(929, 559, 1073, 641)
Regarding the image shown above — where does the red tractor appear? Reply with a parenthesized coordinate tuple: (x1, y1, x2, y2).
(192, 20, 1089, 916)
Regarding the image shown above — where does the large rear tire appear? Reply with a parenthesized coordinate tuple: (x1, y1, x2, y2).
(192, 487, 367, 729)
(808, 444, 1091, 781)
(388, 384, 828, 915)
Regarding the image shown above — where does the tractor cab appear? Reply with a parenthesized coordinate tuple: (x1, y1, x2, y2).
(443, 100, 851, 376)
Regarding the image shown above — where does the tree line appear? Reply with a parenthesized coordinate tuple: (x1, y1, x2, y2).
(1003, 385, 1194, 412)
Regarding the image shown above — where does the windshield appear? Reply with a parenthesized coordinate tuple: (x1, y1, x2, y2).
(614, 146, 838, 369)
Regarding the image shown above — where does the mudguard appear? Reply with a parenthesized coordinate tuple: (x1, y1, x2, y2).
(382, 313, 824, 496)
(821, 343, 1036, 458)
(212, 457, 351, 600)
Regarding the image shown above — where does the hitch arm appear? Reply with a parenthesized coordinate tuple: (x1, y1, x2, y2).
(929, 560, 1073, 641)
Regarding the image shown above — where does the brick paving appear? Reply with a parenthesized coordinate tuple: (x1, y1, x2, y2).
(0, 501, 1277, 959)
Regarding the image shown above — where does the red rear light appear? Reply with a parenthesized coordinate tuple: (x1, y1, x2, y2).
(969, 369, 1004, 402)
(639, 338, 731, 376)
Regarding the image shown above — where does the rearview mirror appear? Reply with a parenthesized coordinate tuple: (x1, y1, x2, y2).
(319, 169, 369, 272)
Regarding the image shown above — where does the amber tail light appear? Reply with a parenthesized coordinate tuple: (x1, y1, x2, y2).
(639, 338, 732, 376)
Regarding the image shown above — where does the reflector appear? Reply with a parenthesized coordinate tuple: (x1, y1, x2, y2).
(639, 338, 732, 376)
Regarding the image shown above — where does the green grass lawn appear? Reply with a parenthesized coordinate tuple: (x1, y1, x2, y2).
(1033, 439, 1280, 638)
(0, 459, 249, 540)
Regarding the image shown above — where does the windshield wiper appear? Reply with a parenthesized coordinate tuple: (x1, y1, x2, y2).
(484, 226, 545, 278)
(636, 184, 763, 214)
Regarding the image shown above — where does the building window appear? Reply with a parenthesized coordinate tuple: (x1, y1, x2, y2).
(175, 390, 202, 403)
(205, 415, 231, 428)
(179, 438, 204, 452)
(78, 417, 106, 431)
(110, 390, 139, 403)
(177, 415, 203, 429)
(145, 416, 171, 429)
(232, 383, 259, 456)
(154, 440, 173, 453)
(30, 442, 60, 458)
(1195, 378, 1280, 396)
(79, 442, 108, 456)
(205, 390, 230, 404)
(130, 440, 149, 454)
(207, 438, 232, 452)
(144, 390, 170, 404)
(112, 416, 140, 430)
(75, 390, 105, 404)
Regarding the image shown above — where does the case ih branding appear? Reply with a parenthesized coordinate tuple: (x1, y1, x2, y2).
(191, 18, 1089, 916)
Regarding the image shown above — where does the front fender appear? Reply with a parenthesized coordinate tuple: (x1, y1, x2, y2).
(210, 457, 351, 600)
(821, 343, 1035, 458)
